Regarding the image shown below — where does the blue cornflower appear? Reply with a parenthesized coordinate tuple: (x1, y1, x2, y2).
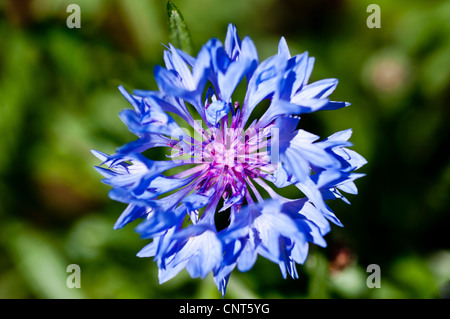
(93, 24, 366, 296)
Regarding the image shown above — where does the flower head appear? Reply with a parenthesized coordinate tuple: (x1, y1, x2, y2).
(93, 24, 366, 296)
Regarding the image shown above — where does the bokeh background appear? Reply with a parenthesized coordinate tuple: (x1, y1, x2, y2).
(1, 0, 449, 299)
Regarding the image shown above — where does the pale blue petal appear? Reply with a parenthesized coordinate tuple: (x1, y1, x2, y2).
(205, 100, 230, 126)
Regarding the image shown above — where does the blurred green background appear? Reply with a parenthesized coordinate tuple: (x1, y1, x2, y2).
(0, 0, 449, 299)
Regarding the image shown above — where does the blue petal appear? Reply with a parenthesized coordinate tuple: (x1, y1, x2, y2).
(148, 174, 199, 196)
(291, 239, 309, 264)
(320, 101, 351, 111)
(289, 135, 340, 169)
(205, 100, 230, 126)
(237, 241, 258, 272)
(118, 85, 142, 113)
(282, 199, 331, 236)
(337, 180, 358, 195)
(283, 148, 310, 182)
(182, 189, 215, 211)
(277, 37, 291, 59)
(219, 188, 246, 212)
(295, 219, 327, 247)
(118, 109, 142, 136)
(154, 65, 204, 110)
(118, 102, 182, 137)
(224, 23, 241, 60)
(133, 91, 195, 127)
(136, 214, 180, 239)
(159, 259, 189, 284)
(242, 54, 286, 124)
(225, 23, 241, 60)
(213, 273, 231, 298)
(91, 149, 109, 163)
(295, 178, 343, 227)
(272, 163, 292, 188)
(185, 230, 222, 279)
(168, 44, 196, 90)
(132, 160, 183, 195)
(293, 78, 338, 100)
(302, 56, 315, 87)
(163, 45, 195, 70)
(114, 204, 147, 229)
(275, 116, 300, 138)
(258, 99, 329, 127)
(116, 135, 170, 154)
(259, 202, 308, 244)
(333, 147, 368, 170)
(137, 241, 157, 257)
(240, 36, 259, 79)
(218, 58, 253, 102)
(167, 224, 223, 279)
(317, 129, 353, 150)
(289, 52, 310, 94)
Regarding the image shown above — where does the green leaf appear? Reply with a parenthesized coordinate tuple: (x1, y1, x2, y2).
(167, 1, 194, 55)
